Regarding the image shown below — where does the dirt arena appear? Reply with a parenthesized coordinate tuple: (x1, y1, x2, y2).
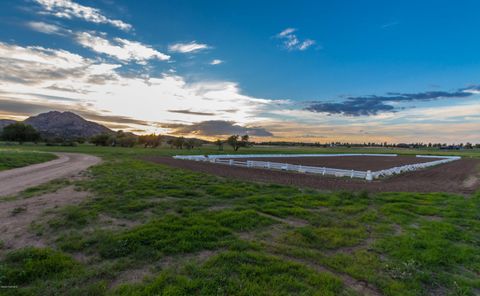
(222, 155, 435, 171)
(145, 156, 480, 195)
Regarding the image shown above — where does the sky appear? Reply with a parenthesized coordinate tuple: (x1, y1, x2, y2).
(0, 0, 479, 143)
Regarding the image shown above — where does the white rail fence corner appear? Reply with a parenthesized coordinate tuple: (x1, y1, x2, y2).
(173, 154, 460, 181)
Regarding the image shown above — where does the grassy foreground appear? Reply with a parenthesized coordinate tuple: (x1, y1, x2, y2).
(0, 150, 57, 171)
(0, 144, 479, 295)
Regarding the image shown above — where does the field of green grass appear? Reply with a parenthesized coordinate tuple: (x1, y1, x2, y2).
(0, 150, 57, 171)
(0, 144, 479, 295)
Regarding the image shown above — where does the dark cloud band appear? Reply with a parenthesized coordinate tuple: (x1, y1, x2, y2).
(162, 120, 273, 137)
(306, 88, 475, 116)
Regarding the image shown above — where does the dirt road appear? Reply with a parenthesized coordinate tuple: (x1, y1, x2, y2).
(0, 152, 101, 197)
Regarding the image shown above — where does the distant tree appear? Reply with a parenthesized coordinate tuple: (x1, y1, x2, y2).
(173, 137, 185, 149)
(139, 134, 162, 148)
(227, 135, 240, 151)
(75, 137, 86, 144)
(1, 123, 40, 144)
(183, 138, 196, 150)
(227, 134, 251, 151)
(90, 133, 111, 146)
(241, 135, 251, 148)
(215, 139, 224, 151)
(115, 131, 138, 148)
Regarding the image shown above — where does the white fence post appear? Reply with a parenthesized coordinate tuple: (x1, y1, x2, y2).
(366, 170, 373, 181)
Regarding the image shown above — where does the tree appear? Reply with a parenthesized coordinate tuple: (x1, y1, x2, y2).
(227, 135, 240, 151)
(139, 134, 162, 148)
(115, 131, 138, 147)
(183, 138, 196, 150)
(241, 135, 251, 148)
(90, 133, 111, 146)
(215, 139, 224, 151)
(227, 134, 251, 151)
(173, 137, 185, 149)
(1, 123, 40, 144)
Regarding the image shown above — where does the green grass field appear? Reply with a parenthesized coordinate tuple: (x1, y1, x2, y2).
(0, 144, 479, 295)
(0, 150, 57, 171)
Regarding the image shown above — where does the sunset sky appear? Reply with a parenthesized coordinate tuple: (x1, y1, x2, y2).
(0, 0, 479, 143)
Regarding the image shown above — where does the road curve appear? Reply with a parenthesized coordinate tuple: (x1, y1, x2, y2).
(0, 152, 101, 197)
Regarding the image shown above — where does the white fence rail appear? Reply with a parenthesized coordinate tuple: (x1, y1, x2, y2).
(176, 153, 398, 160)
(173, 154, 460, 181)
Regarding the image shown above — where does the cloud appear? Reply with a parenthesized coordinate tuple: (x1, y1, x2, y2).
(45, 84, 91, 94)
(298, 39, 315, 50)
(306, 89, 475, 116)
(0, 41, 102, 85)
(276, 28, 316, 51)
(33, 0, 132, 31)
(210, 59, 223, 65)
(26, 21, 64, 35)
(381, 21, 400, 29)
(0, 41, 276, 135)
(278, 28, 296, 37)
(162, 120, 273, 137)
(75, 31, 170, 63)
(168, 109, 216, 116)
(168, 41, 210, 53)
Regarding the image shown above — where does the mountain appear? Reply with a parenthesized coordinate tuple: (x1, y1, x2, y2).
(0, 119, 17, 131)
(24, 111, 112, 139)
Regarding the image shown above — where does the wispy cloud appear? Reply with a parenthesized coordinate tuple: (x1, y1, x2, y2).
(0, 41, 103, 85)
(276, 28, 316, 51)
(26, 21, 64, 35)
(33, 0, 132, 31)
(168, 41, 210, 53)
(210, 59, 223, 65)
(75, 31, 170, 63)
(168, 109, 216, 116)
(381, 21, 400, 29)
(306, 89, 475, 116)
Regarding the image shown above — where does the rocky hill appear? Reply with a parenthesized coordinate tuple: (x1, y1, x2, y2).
(22, 111, 112, 139)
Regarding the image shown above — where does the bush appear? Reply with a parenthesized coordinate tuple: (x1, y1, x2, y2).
(0, 248, 78, 286)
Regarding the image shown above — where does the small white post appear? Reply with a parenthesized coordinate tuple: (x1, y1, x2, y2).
(366, 170, 373, 181)
(350, 170, 354, 178)
(267, 162, 271, 169)
(229, 159, 234, 165)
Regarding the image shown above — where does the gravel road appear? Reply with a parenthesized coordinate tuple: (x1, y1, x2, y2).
(0, 152, 101, 197)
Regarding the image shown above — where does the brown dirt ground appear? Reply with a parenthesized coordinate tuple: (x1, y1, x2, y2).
(0, 186, 90, 251)
(144, 156, 480, 195)
(225, 155, 435, 171)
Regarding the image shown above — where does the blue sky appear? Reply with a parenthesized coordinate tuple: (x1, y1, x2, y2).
(0, 0, 479, 143)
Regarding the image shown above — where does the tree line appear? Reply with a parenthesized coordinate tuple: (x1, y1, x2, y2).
(0, 122, 255, 150)
(2, 122, 477, 150)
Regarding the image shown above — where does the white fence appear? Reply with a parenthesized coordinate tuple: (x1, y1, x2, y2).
(173, 154, 460, 181)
